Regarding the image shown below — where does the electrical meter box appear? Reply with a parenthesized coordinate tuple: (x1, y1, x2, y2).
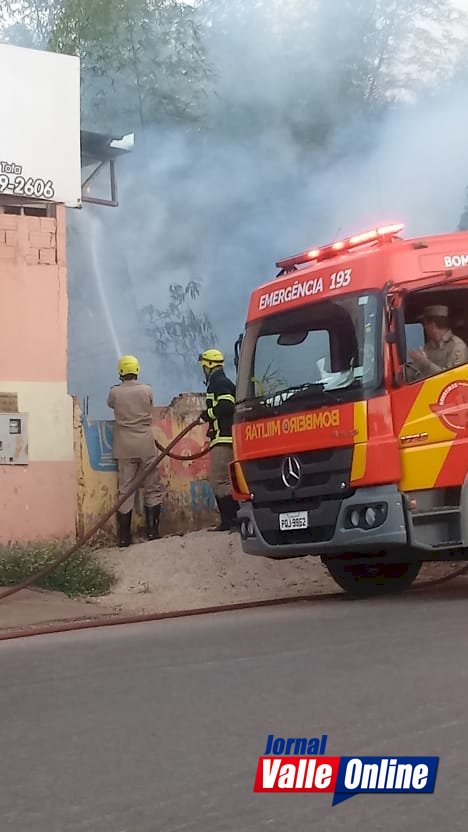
(0, 413, 28, 465)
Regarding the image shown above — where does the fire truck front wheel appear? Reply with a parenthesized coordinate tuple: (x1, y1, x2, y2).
(323, 559, 421, 598)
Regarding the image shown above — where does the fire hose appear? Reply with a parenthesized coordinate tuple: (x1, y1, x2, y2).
(153, 436, 210, 461)
(0, 409, 466, 607)
(0, 415, 209, 603)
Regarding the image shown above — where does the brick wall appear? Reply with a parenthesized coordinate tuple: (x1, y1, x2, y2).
(0, 212, 61, 266)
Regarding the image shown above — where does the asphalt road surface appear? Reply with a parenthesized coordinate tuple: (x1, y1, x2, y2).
(2, 587, 468, 831)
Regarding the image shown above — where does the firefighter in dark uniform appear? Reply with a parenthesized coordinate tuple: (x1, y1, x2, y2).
(107, 355, 163, 547)
(198, 349, 239, 531)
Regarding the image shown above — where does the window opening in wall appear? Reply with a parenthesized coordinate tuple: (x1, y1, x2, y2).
(0, 197, 52, 217)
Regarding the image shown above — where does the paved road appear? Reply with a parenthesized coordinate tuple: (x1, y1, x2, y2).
(1, 588, 468, 831)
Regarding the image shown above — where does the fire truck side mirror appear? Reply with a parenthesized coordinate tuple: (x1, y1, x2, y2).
(386, 306, 407, 372)
(234, 333, 243, 370)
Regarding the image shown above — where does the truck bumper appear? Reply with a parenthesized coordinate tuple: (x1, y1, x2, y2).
(237, 485, 408, 559)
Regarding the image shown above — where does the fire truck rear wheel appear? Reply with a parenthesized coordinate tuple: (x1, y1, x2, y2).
(324, 559, 421, 598)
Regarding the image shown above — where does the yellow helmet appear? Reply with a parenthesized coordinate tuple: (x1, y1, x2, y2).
(198, 348, 224, 370)
(118, 355, 140, 377)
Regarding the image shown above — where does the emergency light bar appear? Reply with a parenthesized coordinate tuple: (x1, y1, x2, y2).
(276, 223, 405, 270)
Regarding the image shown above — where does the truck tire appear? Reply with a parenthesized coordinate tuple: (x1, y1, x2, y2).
(324, 559, 421, 598)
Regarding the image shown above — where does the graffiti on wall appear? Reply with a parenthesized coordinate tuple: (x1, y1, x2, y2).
(80, 409, 211, 479)
(77, 398, 217, 533)
(80, 416, 117, 472)
(190, 480, 217, 512)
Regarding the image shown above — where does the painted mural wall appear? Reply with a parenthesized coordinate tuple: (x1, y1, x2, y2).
(74, 393, 218, 538)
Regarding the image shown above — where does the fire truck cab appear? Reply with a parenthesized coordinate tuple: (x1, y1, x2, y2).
(231, 224, 468, 596)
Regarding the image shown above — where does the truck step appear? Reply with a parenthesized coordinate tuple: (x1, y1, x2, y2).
(413, 507, 460, 520)
(430, 540, 462, 549)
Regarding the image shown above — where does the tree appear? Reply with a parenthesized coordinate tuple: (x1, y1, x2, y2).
(0, 0, 62, 47)
(313, 0, 465, 105)
(141, 280, 217, 383)
(458, 187, 468, 232)
(48, 0, 213, 132)
(1, 1, 212, 132)
(196, 0, 465, 148)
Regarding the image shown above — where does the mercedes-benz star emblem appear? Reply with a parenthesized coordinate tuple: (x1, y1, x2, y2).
(281, 456, 302, 488)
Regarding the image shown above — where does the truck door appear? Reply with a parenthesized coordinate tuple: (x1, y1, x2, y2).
(389, 286, 468, 548)
(390, 290, 468, 491)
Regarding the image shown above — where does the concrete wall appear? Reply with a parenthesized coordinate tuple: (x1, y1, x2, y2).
(0, 208, 76, 543)
(75, 393, 218, 538)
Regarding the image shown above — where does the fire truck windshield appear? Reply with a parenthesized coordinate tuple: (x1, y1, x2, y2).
(237, 292, 382, 409)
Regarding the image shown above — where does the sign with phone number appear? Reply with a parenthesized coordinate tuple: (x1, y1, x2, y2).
(0, 160, 55, 200)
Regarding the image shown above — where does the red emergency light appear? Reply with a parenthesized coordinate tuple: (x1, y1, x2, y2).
(276, 223, 405, 270)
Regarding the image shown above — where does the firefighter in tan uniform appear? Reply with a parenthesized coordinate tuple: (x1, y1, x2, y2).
(408, 305, 468, 378)
(107, 355, 163, 548)
(199, 349, 239, 532)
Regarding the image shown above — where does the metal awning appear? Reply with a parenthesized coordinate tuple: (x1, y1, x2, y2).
(80, 130, 134, 207)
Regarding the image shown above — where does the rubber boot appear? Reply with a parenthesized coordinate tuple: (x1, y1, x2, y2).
(145, 504, 161, 541)
(209, 496, 238, 532)
(117, 510, 132, 548)
(208, 496, 229, 531)
(227, 497, 240, 532)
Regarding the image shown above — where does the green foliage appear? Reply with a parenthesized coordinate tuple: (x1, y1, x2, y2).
(0, 541, 114, 597)
(310, 0, 465, 103)
(1, 0, 465, 137)
(49, 0, 213, 131)
(141, 279, 217, 372)
(196, 0, 466, 146)
(0, 0, 62, 47)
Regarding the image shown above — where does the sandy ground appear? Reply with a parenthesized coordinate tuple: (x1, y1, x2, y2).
(92, 530, 338, 613)
(91, 530, 466, 614)
(0, 531, 465, 633)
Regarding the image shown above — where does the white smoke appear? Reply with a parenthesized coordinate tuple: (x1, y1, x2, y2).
(67, 4, 468, 416)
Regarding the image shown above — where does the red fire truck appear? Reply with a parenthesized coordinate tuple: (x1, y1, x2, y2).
(230, 223, 468, 596)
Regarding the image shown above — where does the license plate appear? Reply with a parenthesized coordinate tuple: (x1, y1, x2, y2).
(279, 511, 309, 531)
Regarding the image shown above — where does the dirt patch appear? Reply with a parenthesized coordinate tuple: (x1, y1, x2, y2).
(92, 531, 337, 613)
(91, 532, 466, 614)
(0, 537, 465, 631)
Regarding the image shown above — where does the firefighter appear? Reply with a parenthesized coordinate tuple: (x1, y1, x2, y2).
(107, 355, 163, 548)
(408, 305, 468, 377)
(198, 349, 239, 532)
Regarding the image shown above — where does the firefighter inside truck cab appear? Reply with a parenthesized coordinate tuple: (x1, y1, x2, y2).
(406, 304, 468, 379)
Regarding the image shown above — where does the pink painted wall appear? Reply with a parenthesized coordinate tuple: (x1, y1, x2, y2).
(0, 462, 75, 542)
(0, 207, 76, 543)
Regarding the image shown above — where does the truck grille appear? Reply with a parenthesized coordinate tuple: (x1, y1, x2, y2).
(242, 447, 353, 506)
(242, 447, 353, 547)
